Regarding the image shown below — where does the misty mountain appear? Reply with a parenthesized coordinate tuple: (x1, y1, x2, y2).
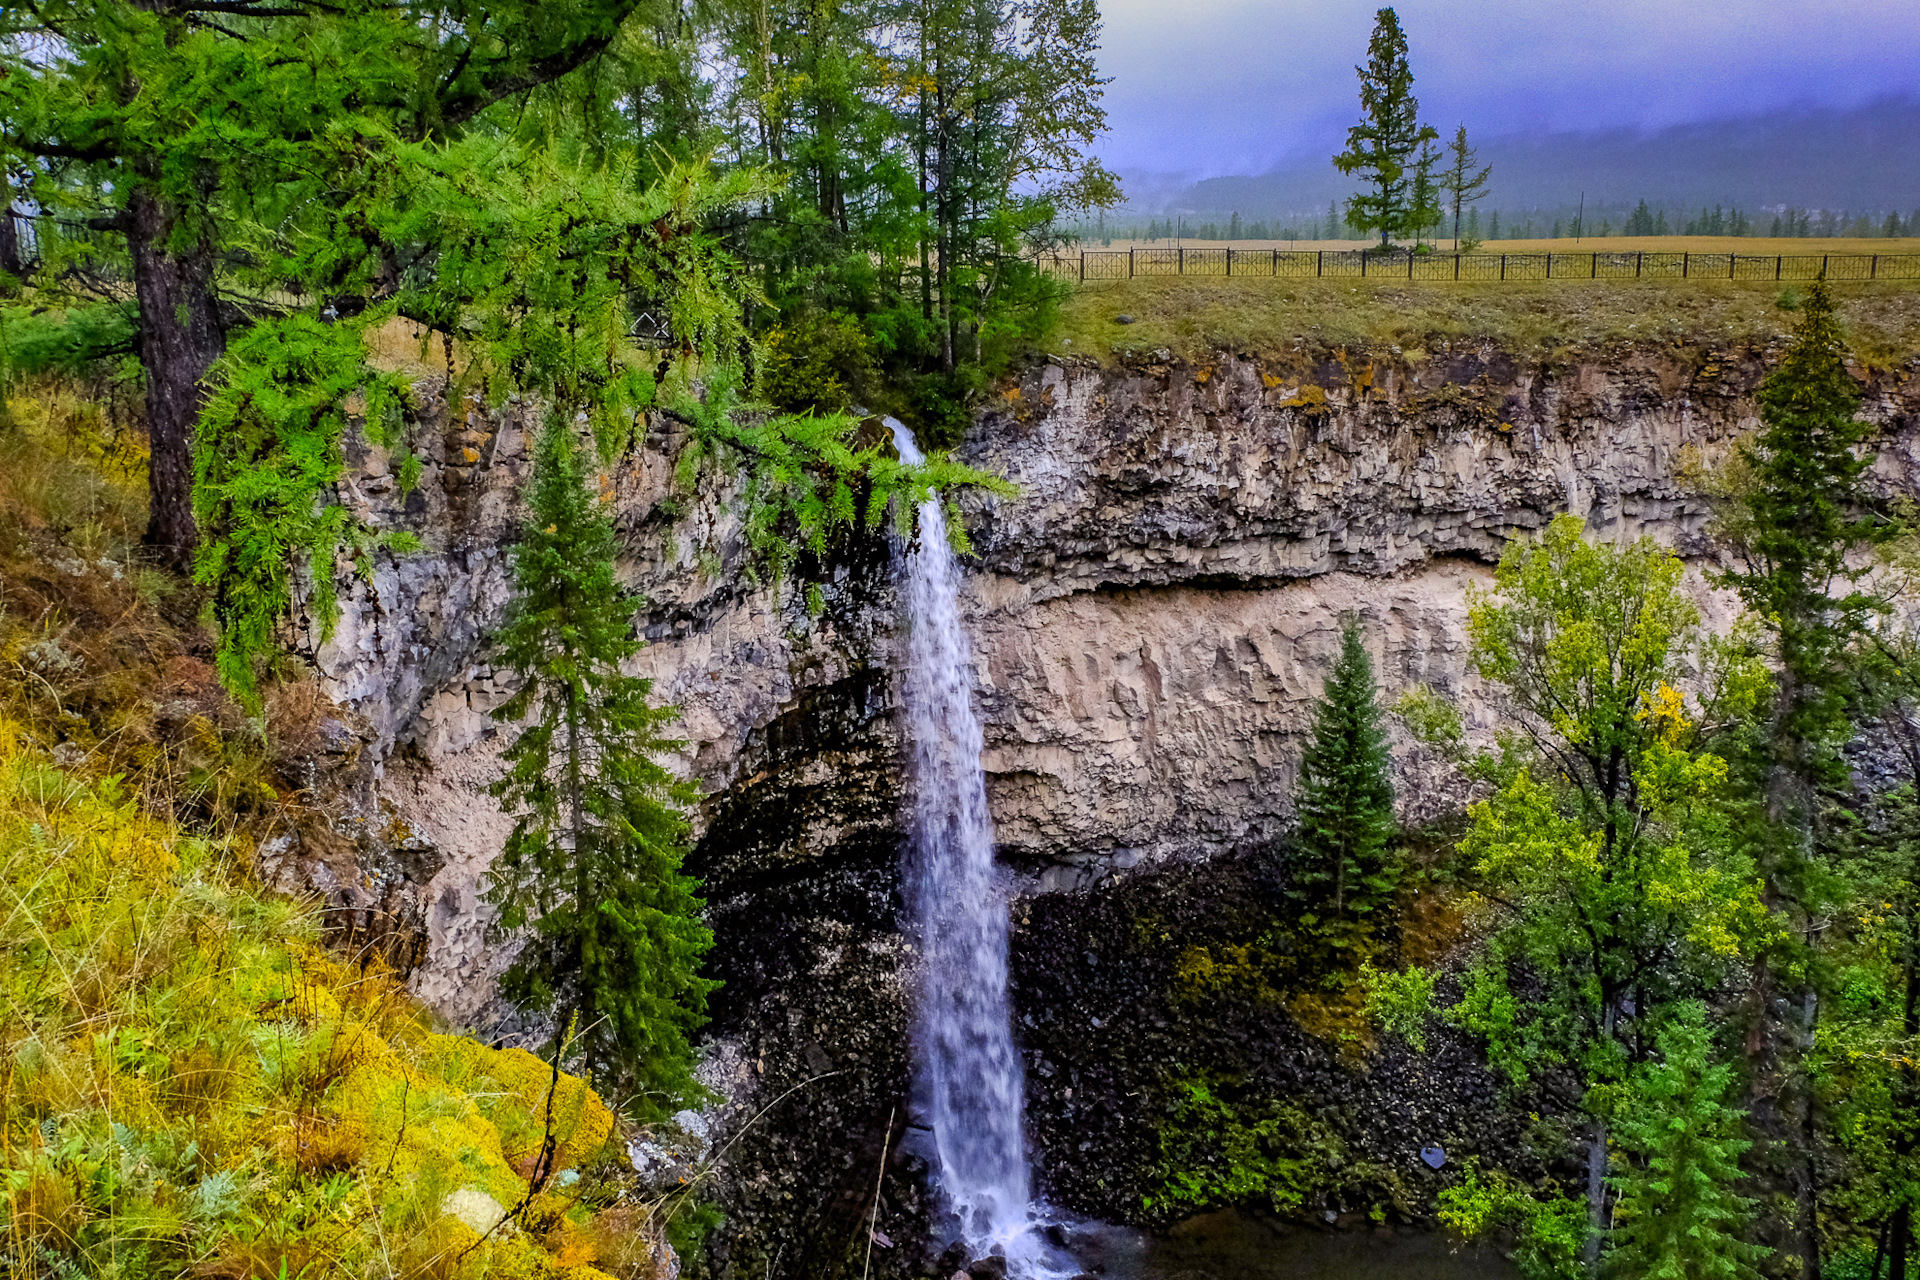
(1115, 97, 1920, 220)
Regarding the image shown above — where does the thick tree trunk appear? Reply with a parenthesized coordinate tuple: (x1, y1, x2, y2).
(0, 205, 22, 278)
(128, 187, 224, 573)
(1585, 1118, 1607, 1272)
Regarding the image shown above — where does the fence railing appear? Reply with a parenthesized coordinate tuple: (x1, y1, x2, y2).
(1037, 247, 1920, 285)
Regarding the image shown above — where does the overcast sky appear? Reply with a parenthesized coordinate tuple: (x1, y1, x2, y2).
(1095, 0, 1920, 178)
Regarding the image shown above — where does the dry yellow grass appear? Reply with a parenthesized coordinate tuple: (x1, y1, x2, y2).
(1084, 236, 1920, 257)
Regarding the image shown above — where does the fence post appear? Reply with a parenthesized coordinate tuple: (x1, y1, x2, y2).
(1226, 248, 1232, 277)
(1873, 254, 1879, 280)
(1823, 254, 1829, 278)
(1179, 247, 1185, 275)
(1454, 253, 1460, 280)
(1129, 248, 1135, 278)
(1079, 252, 1085, 282)
(1317, 250, 1323, 277)
(1501, 254, 1507, 280)
(1728, 253, 1734, 280)
(1272, 248, 1278, 275)
(1409, 252, 1414, 280)
(1637, 252, 1643, 278)
(1682, 252, 1689, 279)
(1362, 252, 1367, 278)
(1592, 252, 1598, 278)
(1776, 255, 1782, 280)
(1546, 253, 1552, 279)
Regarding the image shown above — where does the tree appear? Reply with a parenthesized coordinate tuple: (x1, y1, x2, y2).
(487, 421, 715, 1112)
(0, 0, 652, 570)
(1440, 125, 1492, 245)
(1401, 516, 1773, 1269)
(1408, 137, 1442, 248)
(1608, 1004, 1770, 1280)
(1289, 616, 1399, 960)
(1719, 275, 1887, 791)
(1331, 7, 1437, 248)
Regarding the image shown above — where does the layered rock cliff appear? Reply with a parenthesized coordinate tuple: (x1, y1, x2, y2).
(298, 335, 1920, 1278)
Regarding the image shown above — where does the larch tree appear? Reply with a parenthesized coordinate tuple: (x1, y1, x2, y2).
(487, 421, 714, 1113)
(1441, 125, 1492, 246)
(1331, 7, 1436, 249)
(1289, 616, 1399, 960)
(0, 0, 651, 570)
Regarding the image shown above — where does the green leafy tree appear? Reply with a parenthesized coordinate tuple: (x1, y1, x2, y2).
(1408, 136, 1442, 248)
(1289, 616, 1398, 960)
(487, 421, 714, 1113)
(1402, 515, 1774, 1268)
(0, 0, 656, 568)
(1440, 124, 1492, 245)
(1331, 7, 1437, 248)
(1608, 1003, 1770, 1280)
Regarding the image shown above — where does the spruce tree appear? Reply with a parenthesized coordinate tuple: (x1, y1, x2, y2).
(1722, 275, 1887, 781)
(1331, 7, 1437, 248)
(1608, 1005, 1770, 1280)
(487, 422, 715, 1114)
(1289, 617, 1398, 957)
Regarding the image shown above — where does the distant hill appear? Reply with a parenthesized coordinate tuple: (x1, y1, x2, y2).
(1115, 97, 1920, 222)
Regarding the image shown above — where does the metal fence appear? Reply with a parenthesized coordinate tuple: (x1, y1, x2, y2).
(1038, 247, 1920, 285)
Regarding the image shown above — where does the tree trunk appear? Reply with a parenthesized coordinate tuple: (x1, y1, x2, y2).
(1585, 1117, 1607, 1272)
(0, 204, 21, 278)
(128, 187, 224, 572)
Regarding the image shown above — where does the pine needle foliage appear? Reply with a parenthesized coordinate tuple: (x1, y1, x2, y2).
(1607, 1003, 1770, 1280)
(1288, 616, 1398, 958)
(486, 421, 714, 1116)
(1718, 274, 1891, 772)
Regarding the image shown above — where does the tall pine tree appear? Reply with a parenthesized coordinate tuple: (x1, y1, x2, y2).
(1608, 1004, 1770, 1280)
(487, 422, 715, 1115)
(1289, 616, 1398, 958)
(1331, 7, 1437, 249)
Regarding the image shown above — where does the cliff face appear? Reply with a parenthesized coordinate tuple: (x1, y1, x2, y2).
(302, 338, 1920, 1277)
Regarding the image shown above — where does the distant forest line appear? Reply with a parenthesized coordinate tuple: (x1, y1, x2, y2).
(1069, 203, 1920, 247)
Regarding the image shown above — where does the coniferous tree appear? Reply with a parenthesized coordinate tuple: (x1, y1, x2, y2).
(1608, 1005, 1770, 1280)
(1331, 7, 1436, 249)
(1440, 124, 1492, 245)
(1289, 617, 1398, 957)
(1721, 276, 1887, 793)
(488, 422, 715, 1113)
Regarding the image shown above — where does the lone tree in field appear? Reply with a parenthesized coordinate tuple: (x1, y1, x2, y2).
(1440, 125, 1492, 245)
(1288, 616, 1399, 958)
(1332, 7, 1437, 249)
(488, 422, 715, 1114)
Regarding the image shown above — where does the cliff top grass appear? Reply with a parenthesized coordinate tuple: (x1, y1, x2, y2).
(1052, 276, 1920, 368)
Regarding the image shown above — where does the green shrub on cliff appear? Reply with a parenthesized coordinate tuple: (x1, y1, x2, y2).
(487, 422, 715, 1115)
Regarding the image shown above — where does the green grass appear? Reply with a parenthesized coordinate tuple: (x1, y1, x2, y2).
(1053, 277, 1920, 367)
(0, 723, 666, 1279)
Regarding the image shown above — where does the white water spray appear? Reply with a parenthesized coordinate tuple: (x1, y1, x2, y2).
(890, 420, 1064, 1276)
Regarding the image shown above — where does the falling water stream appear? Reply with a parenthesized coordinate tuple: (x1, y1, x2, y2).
(890, 419, 1068, 1278)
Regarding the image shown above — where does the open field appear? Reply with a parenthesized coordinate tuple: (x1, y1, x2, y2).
(1051, 276, 1920, 365)
(1084, 236, 1920, 257)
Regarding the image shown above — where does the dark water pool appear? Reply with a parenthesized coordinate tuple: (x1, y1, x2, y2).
(1066, 1210, 1522, 1280)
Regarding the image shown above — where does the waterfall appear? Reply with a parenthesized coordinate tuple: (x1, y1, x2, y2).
(890, 419, 1061, 1276)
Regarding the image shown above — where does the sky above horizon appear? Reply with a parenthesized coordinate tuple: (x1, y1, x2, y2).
(1095, 0, 1920, 179)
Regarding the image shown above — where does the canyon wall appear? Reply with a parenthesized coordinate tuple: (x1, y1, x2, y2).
(301, 336, 1920, 1277)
